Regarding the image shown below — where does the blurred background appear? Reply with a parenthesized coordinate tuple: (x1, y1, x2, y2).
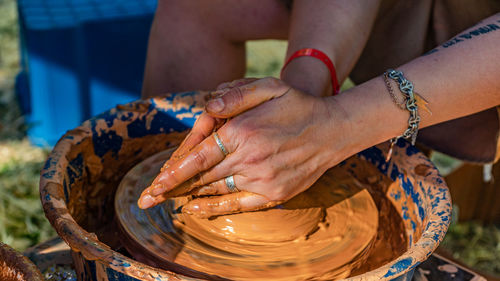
(0, 0, 498, 278)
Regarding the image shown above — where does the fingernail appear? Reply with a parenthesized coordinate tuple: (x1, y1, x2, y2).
(138, 194, 154, 209)
(206, 98, 224, 113)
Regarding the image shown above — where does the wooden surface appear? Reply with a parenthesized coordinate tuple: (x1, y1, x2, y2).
(445, 162, 500, 224)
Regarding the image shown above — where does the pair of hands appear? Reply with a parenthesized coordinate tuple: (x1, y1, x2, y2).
(138, 77, 353, 218)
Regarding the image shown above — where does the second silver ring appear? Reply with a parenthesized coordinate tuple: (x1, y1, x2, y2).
(225, 175, 239, 193)
(213, 132, 229, 156)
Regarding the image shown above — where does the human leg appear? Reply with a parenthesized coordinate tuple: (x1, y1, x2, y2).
(142, 0, 290, 98)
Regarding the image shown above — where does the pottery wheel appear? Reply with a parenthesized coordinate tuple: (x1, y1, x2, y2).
(115, 149, 379, 281)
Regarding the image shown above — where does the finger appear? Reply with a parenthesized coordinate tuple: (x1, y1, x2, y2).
(167, 112, 218, 166)
(137, 177, 227, 210)
(182, 192, 282, 218)
(138, 179, 196, 209)
(216, 78, 258, 91)
(181, 149, 241, 190)
(155, 151, 240, 197)
(138, 172, 240, 209)
(183, 171, 246, 196)
(189, 178, 231, 196)
(137, 190, 169, 210)
(143, 151, 239, 206)
(206, 77, 292, 118)
(140, 130, 234, 206)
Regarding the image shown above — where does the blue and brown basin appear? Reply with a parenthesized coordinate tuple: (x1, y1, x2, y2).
(40, 91, 451, 281)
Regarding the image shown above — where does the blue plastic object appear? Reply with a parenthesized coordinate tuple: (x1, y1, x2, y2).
(16, 0, 157, 146)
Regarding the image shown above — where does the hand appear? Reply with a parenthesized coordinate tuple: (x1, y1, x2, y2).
(138, 78, 352, 218)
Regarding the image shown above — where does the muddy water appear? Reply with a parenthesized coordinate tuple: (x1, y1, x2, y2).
(114, 150, 407, 281)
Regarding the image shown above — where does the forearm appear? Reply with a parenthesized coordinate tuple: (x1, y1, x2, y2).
(282, 0, 381, 96)
(330, 13, 500, 158)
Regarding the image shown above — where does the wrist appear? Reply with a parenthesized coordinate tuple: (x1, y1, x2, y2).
(323, 77, 409, 163)
(281, 48, 340, 97)
(317, 94, 358, 168)
(281, 57, 332, 97)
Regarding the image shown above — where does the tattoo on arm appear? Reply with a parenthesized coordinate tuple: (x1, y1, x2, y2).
(423, 19, 500, 56)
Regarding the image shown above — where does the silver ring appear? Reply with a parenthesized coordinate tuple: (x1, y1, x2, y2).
(213, 132, 229, 156)
(225, 175, 239, 193)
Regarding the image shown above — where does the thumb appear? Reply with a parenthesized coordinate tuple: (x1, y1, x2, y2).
(205, 77, 291, 118)
(182, 191, 282, 218)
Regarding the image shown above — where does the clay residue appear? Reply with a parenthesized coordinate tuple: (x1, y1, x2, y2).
(0, 242, 44, 281)
(347, 158, 408, 275)
(115, 150, 408, 281)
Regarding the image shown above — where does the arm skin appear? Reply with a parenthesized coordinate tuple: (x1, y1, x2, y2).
(138, 13, 500, 218)
(334, 13, 500, 158)
(282, 0, 381, 97)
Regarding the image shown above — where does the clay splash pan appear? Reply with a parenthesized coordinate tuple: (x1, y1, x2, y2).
(39, 92, 452, 281)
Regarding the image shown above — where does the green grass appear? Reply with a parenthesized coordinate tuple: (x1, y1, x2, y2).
(245, 40, 355, 90)
(0, 0, 498, 277)
(0, 140, 55, 250)
(0, 0, 26, 140)
(246, 40, 288, 78)
(442, 221, 500, 275)
(0, 0, 55, 251)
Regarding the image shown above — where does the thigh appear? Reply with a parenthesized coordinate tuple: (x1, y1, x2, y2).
(156, 0, 291, 41)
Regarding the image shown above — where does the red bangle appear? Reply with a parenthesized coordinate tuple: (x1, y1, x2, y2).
(281, 48, 340, 95)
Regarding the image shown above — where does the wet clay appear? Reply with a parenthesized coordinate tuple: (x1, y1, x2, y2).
(115, 149, 408, 280)
(0, 242, 44, 281)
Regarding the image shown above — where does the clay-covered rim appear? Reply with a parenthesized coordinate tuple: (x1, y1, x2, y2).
(345, 143, 452, 280)
(40, 97, 451, 281)
(0, 242, 44, 281)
